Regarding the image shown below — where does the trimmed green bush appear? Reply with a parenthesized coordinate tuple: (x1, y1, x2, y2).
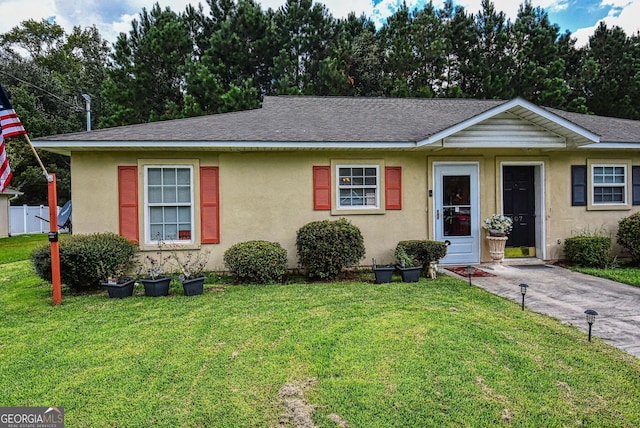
(30, 233, 139, 291)
(223, 240, 288, 284)
(563, 235, 612, 268)
(296, 218, 365, 279)
(396, 240, 448, 276)
(617, 212, 640, 265)
(397, 240, 448, 264)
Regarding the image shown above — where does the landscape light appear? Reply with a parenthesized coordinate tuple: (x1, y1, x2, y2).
(466, 265, 473, 286)
(584, 309, 598, 342)
(519, 283, 529, 311)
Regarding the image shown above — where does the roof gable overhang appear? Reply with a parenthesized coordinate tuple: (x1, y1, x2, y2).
(32, 97, 610, 155)
(416, 97, 600, 149)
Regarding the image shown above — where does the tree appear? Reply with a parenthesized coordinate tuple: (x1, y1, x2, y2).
(101, 3, 192, 126)
(270, 0, 341, 95)
(583, 23, 640, 119)
(509, 1, 572, 109)
(377, 3, 418, 97)
(1, 19, 109, 204)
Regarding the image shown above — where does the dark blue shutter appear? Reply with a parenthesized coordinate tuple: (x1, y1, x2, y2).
(633, 166, 640, 206)
(571, 165, 587, 206)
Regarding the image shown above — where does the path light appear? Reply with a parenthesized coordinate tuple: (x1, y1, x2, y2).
(466, 265, 473, 286)
(519, 283, 528, 311)
(584, 309, 598, 342)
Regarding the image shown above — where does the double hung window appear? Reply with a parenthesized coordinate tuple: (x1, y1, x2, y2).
(337, 165, 380, 209)
(591, 164, 626, 205)
(146, 166, 194, 242)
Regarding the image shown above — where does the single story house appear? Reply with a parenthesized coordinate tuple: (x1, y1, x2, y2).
(33, 96, 640, 267)
(0, 188, 23, 238)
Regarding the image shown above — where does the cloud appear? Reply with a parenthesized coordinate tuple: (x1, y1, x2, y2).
(1, 0, 638, 49)
(0, 0, 57, 32)
(571, 0, 639, 46)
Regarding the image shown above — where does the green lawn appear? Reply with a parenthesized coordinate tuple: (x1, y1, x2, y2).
(573, 266, 640, 288)
(0, 235, 640, 427)
(0, 233, 50, 264)
(1, 237, 639, 426)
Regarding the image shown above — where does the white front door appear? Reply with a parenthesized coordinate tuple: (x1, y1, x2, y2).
(434, 163, 480, 264)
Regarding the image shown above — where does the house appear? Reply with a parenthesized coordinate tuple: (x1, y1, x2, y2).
(0, 188, 23, 238)
(33, 96, 640, 267)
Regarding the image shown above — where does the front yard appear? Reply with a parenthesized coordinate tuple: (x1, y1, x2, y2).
(1, 244, 639, 426)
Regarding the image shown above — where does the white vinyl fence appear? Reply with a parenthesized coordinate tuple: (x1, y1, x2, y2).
(9, 205, 61, 235)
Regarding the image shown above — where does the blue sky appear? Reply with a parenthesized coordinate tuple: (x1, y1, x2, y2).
(0, 0, 637, 47)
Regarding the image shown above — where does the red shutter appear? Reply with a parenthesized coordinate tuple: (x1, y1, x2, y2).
(313, 166, 331, 210)
(200, 166, 220, 244)
(385, 166, 402, 210)
(118, 166, 139, 244)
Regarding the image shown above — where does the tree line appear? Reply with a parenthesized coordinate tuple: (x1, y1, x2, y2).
(2, 0, 640, 203)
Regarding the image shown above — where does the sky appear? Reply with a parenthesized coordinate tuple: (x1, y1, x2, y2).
(0, 0, 638, 47)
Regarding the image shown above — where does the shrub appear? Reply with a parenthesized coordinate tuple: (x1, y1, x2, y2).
(397, 240, 448, 264)
(296, 218, 365, 279)
(563, 235, 612, 268)
(223, 240, 288, 284)
(31, 233, 139, 291)
(617, 212, 640, 265)
(396, 240, 448, 276)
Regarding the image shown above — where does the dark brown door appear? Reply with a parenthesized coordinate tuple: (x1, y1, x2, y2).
(503, 166, 535, 249)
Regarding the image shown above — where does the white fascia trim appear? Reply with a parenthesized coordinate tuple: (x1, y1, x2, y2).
(444, 141, 567, 149)
(32, 140, 419, 150)
(416, 97, 601, 147)
(578, 142, 640, 149)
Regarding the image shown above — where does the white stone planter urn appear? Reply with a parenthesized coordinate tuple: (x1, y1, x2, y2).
(486, 235, 509, 269)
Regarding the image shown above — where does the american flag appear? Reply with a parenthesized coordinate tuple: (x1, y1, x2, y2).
(0, 83, 27, 192)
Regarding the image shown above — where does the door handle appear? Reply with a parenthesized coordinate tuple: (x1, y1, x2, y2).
(436, 209, 440, 220)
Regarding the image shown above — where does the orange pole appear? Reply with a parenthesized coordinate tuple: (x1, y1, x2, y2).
(48, 174, 62, 305)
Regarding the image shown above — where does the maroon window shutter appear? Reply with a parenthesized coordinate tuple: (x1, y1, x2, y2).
(118, 166, 139, 244)
(313, 166, 331, 210)
(200, 166, 220, 244)
(385, 166, 402, 210)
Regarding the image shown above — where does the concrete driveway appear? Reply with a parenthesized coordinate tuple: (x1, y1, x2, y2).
(445, 263, 640, 359)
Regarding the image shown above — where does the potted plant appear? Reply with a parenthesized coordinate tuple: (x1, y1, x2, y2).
(482, 214, 513, 236)
(138, 236, 172, 297)
(371, 258, 396, 284)
(394, 246, 422, 283)
(482, 214, 513, 268)
(172, 249, 209, 296)
(99, 263, 136, 299)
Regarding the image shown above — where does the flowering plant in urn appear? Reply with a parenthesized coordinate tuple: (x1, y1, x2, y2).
(482, 214, 513, 236)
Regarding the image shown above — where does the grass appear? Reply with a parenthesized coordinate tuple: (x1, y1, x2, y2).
(572, 265, 640, 288)
(1, 236, 640, 427)
(0, 233, 50, 264)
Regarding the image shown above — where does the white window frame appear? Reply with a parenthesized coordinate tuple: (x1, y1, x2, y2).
(143, 165, 195, 245)
(591, 163, 627, 206)
(335, 164, 380, 210)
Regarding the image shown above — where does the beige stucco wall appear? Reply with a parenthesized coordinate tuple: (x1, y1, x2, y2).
(70, 148, 640, 269)
(0, 194, 10, 238)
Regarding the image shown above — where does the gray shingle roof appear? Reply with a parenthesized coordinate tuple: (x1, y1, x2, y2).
(33, 96, 640, 145)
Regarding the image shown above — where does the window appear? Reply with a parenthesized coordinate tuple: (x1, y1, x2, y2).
(145, 166, 194, 243)
(591, 164, 626, 205)
(336, 165, 380, 209)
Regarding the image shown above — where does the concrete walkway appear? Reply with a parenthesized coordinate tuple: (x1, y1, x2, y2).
(444, 263, 640, 359)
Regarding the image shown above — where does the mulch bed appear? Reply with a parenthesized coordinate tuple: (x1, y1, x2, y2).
(445, 266, 496, 278)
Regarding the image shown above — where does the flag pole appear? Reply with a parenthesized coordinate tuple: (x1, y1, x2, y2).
(24, 133, 62, 305)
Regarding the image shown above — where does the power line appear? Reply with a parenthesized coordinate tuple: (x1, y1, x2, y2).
(0, 68, 84, 112)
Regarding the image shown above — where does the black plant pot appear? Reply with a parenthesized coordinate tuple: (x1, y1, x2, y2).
(141, 277, 171, 297)
(397, 266, 423, 283)
(181, 276, 205, 296)
(373, 266, 396, 284)
(103, 279, 136, 299)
